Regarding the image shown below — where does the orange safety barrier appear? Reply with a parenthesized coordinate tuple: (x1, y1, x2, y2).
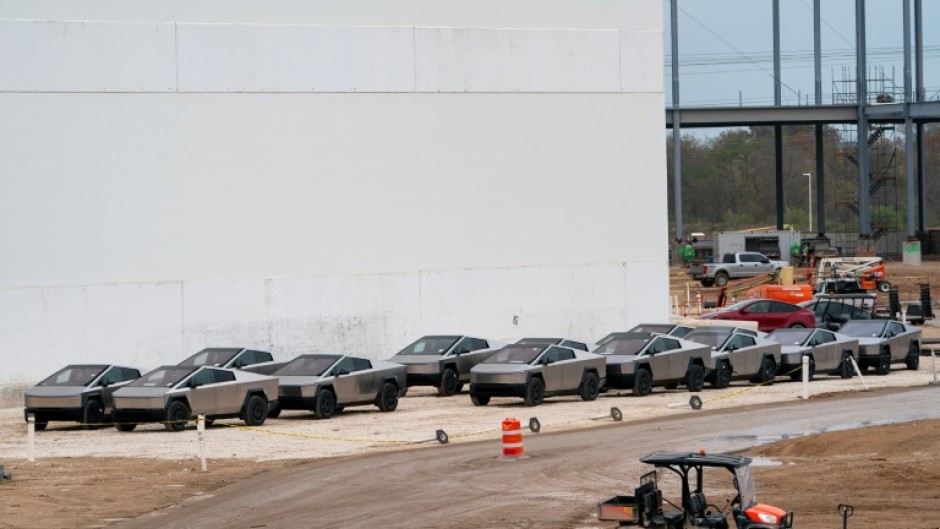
(501, 417, 525, 458)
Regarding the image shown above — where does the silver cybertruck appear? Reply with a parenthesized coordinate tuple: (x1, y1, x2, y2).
(388, 335, 506, 396)
(682, 326, 781, 388)
(468, 342, 606, 406)
(837, 319, 922, 374)
(111, 365, 278, 432)
(272, 354, 408, 419)
(767, 327, 859, 381)
(24, 364, 141, 430)
(595, 333, 711, 396)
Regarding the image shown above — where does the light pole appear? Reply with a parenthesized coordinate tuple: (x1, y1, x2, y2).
(803, 173, 812, 234)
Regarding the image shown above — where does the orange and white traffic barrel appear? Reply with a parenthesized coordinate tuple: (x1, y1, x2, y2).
(501, 417, 525, 458)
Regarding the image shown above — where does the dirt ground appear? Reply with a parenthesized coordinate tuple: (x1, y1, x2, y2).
(748, 419, 940, 529)
(1, 260, 937, 529)
(3, 415, 939, 529)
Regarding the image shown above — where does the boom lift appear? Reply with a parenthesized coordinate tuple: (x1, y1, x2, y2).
(816, 257, 891, 293)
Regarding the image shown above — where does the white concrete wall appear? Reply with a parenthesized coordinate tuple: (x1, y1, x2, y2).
(0, 1, 668, 398)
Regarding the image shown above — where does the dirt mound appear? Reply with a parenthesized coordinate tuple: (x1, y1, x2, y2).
(746, 419, 940, 529)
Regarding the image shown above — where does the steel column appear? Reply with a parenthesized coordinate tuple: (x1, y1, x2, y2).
(671, 0, 682, 242)
(773, 0, 783, 230)
(814, 0, 825, 237)
(855, 0, 870, 236)
(915, 0, 926, 235)
(775, 125, 784, 230)
(816, 124, 826, 236)
(915, 0, 924, 103)
(773, 0, 781, 106)
(904, 0, 915, 238)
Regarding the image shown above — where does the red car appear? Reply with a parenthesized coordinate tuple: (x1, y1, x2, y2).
(698, 299, 816, 332)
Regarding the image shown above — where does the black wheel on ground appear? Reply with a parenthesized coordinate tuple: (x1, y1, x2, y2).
(877, 281, 891, 293)
(906, 344, 920, 370)
(115, 422, 136, 432)
(438, 368, 459, 397)
(165, 400, 190, 432)
(267, 406, 281, 418)
(314, 389, 337, 419)
(759, 357, 776, 384)
(579, 372, 600, 401)
(524, 377, 545, 406)
(34, 421, 48, 431)
(378, 382, 399, 412)
(82, 399, 104, 430)
(686, 364, 705, 392)
(839, 353, 855, 379)
(789, 357, 815, 382)
(470, 394, 490, 406)
(632, 368, 653, 397)
(714, 272, 730, 287)
(875, 352, 891, 375)
(243, 395, 268, 426)
(714, 361, 732, 389)
(664, 382, 679, 390)
(701, 279, 714, 288)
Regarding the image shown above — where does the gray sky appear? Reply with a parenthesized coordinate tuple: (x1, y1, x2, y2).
(664, 0, 940, 108)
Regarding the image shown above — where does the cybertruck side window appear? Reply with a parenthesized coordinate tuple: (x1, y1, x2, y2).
(453, 337, 488, 354)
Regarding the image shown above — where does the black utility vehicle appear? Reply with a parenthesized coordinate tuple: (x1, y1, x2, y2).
(598, 451, 793, 529)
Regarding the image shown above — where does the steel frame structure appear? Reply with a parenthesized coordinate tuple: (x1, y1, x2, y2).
(666, 0, 939, 243)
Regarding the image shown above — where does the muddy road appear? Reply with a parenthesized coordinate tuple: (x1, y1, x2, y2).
(110, 387, 940, 529)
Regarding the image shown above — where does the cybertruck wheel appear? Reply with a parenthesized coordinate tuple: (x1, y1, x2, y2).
(378, 383, 399, 412)
(470, 394, 490, 406)
(839, 353, 855, 379)
(906, 344, 920, 370)
(438, 368, 459, 397)
(524, 378, 545, 406)
(686, 364, 705, 392)
(82, 399, 104, 430)
(165, 401, 190, 432)
(579, 372, 600, 401)
(632, 368, 653, 397)
(243, 395, 268, 426)
(875, 352, 891, 375)
(314, 389, 337, 419)
(713, 361, 732, 389)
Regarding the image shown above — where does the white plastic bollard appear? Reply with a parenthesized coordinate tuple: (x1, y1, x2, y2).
(931, 350, 940, 386)
(27, 414, 35, 463)
(197, 414, 207, 472)
(801, 356, 810, 400)
(849, 356, 871, 392)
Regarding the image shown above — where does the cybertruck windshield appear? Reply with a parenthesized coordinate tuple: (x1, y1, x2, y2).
(396, 336, 461, 356)
(275, 355, 341, 377)
(38, 365, 108, 387)
(684, 329, 732, 349)
(482, 346, 546, 365)
(594, 338, 650, 356)
(838, 320, 888, 338)
(178, 348, 240, 367)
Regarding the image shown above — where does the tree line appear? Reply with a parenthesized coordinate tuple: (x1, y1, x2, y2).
(666, 124, 940, 237)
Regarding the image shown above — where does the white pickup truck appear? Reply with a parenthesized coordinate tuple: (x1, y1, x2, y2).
(689, 252, 788, 287)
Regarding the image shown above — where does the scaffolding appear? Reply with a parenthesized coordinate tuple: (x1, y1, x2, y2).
(830, 67, 905, 256)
